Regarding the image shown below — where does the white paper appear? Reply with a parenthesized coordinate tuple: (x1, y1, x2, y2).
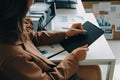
(99, 2, 111, 11)
(85, 9, 92, 13)
(110, 5, 120, 12)
(37, 44, 68, 58)
(95, 14, 111, 28)
(115, 24, 120, 32)
(92, 4, 100, 9)
(49, 51, 69, 60)
(52, 14, 85, 31)
(103, 28, 114, 39)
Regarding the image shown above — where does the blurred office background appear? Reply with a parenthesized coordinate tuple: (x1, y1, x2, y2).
(31, 0, 120, 80)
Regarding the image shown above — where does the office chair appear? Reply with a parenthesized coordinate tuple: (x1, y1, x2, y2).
(76, 65, 102, 80)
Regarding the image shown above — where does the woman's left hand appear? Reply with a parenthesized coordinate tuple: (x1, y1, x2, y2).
(65, 23, 85, 37)
(23, 17, 33, 31)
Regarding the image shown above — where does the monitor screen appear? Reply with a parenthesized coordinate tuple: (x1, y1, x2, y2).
(39, 2, 56, 30)
(29, 2, 56, 31)
(34, 0, 44, 2)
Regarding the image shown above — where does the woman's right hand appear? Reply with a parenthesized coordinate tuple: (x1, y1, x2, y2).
(72, 45, 89, 61)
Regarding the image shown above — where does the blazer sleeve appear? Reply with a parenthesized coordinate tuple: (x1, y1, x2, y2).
(27, 29, 66, 46)
(2, 54, 50, 80)
(49, 54, 80, 80)
(24, 17, 66, 46)
(2, 53, 79, 80)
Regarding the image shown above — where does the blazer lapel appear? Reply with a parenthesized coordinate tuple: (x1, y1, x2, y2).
(23, 40, 56, 66)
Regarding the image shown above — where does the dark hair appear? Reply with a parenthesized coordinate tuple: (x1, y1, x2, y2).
(0, 0, 29, 44)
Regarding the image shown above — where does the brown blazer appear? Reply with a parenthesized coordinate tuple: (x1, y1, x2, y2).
(0, 30, 80, 80)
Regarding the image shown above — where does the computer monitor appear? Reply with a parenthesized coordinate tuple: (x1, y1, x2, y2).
(34, 0, 44, 2)
(39, 2, 56, 30)
(29, 2, 56, 31)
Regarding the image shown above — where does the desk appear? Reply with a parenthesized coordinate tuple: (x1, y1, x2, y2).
(50, 0, 116, 80)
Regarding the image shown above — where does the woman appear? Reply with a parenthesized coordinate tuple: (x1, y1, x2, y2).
(0, 0, 89, 80)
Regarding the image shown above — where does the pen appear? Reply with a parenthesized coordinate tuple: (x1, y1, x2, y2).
(62, 27, 87, 32)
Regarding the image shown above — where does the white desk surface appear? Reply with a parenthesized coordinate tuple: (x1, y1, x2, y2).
(30, 1, 116, 80)
(50, 13, 115, 62)
(50, 1, 116, 80)
(51, 0, 115, 61)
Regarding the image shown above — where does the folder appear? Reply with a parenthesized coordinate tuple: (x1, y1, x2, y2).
(60, 21, 104, 53)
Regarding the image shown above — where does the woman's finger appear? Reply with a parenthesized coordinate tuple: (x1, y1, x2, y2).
(71, 23, 83, 29)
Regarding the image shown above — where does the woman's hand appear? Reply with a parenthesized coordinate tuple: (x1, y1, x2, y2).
(23, 17, 33, 31)
(65, 23, 85, 37)
(72, 45, 89, 61)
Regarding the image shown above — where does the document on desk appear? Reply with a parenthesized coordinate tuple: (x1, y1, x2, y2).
(52, 14, 85, 31)
(37, 43, 68, 59)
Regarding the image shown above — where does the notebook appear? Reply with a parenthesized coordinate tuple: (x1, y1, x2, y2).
(60, 21, 104, 53)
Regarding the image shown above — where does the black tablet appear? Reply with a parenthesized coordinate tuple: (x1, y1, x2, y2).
(60, 21, 104, 53)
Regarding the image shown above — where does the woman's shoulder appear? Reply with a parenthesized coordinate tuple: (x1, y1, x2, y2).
(0, 44, 31, 64)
